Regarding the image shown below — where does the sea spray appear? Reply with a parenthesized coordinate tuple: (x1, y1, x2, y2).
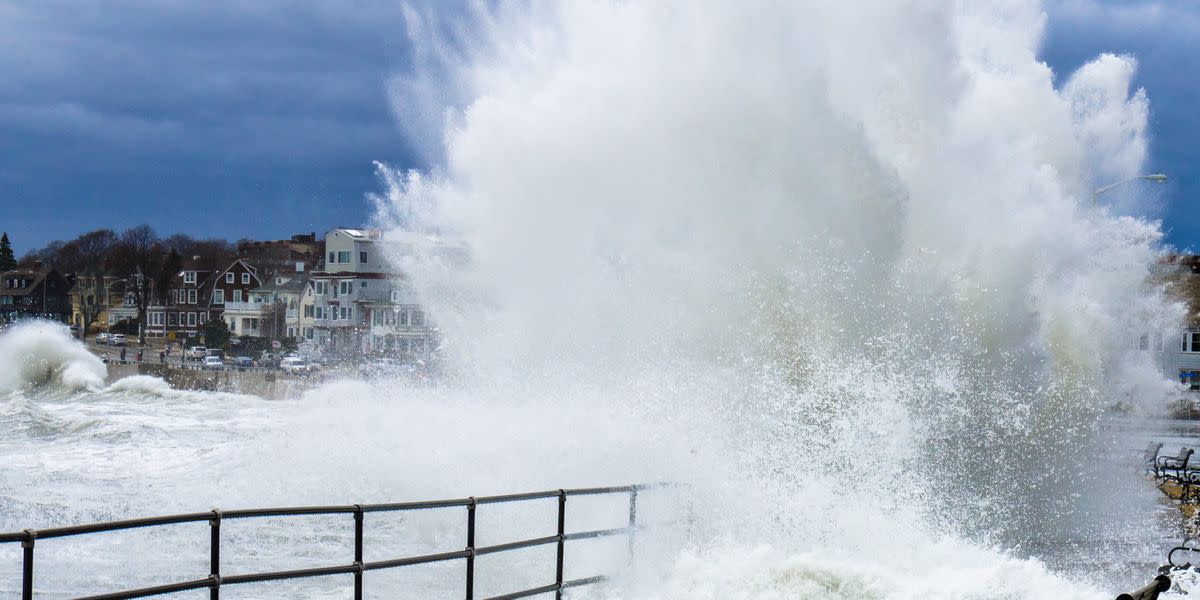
(373, 0, 1184, 595)
(0, 321, 106, 392)
(0, 0, 1189, 597)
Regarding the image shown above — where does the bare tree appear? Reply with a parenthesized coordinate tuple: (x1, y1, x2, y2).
(111, 225, 162, 345)
(61, 230, 118, 340)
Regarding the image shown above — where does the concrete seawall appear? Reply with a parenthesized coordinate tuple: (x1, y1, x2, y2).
(105, 363, 320, 400)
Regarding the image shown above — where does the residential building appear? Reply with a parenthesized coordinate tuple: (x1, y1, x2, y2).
(298, 281, 317, 343)
(234, 272, 306, 339)
(212, 259, 265, 337)
(310, 228, 392, 352)
(145, 256, 216, 340)
(0, 263, 72, 324)
(70, 274, 128, 333)
(237, 233, 321, 282)
(365, 281, 437, 360)
(1151, 254, 1200, 388)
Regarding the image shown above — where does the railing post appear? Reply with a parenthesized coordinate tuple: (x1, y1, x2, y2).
(21, 529, 35, 600)
(353, 504, 364, 600)
(209, 509, 222, 600)
(555, 490, 566, 600)
(627, 488, 638, 564)
(466, 497, 476, 600)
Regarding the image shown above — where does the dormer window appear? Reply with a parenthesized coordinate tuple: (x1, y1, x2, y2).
(184, 271, 196, 284)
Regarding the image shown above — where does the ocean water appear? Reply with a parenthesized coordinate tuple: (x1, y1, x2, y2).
(3, 0, 1194, 597)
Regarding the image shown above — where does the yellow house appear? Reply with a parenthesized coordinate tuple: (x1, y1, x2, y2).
(70, 275, 131, 335)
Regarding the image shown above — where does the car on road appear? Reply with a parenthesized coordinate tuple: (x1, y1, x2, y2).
(202, 356, 224, 370)
(110, 334, 127, 346)
(234, 356, 254, 368)
(185, 346, 207, 360)
(69, 325, 81, 338)
(279, 357, 315, 374)
(94, 332, 109, 344)
(206, 349, 225, 360)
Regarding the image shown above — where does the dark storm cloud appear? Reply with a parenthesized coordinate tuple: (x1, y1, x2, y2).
(2, 1, 1199, 253)
(0, 1, 437, 253)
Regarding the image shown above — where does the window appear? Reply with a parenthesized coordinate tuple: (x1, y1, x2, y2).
(1183, 332, 1200, 353)
(329, 252, 335, 264)
(199, 312, 207, 324)
(213, 289, 224, 304)
(337, 251, 350, 264)
(341, 306, 350, 320)
(242, 273, 250, 284)
(305, 327, 313, 339)
(315, 282, 326, 295)
(233, 290, 242, 303)
(226, 273, 234, 283)
(250, 318, 259, 329)
(340, 281, 351, 295)
(188, 313, 197, 327)
(1184, 371, 1200, 391)
(400, 310, 408, 326)
(170, 290, 178, 304)
(1139, 333, 1150, 351)
(315, 306, 323, 319)
(168, 312, 177, 326)
(304, 305, 313, 317)
(188, 289, 197, 304)
(277, 278, 284, 285)
(229, 319, 236, 333)
(361, 282, 367, 288)
(412, 311, 425, 327)
(184, 272, 196, 284)
(359, 251, 367, 264)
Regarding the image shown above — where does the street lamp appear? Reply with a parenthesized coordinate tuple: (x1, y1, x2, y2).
(1094, 173, 1167, 202)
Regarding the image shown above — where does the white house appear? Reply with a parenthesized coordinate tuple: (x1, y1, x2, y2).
(310, 228, 393, 352)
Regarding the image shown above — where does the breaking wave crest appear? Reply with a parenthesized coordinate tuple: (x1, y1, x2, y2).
(0, 321, 106, 393)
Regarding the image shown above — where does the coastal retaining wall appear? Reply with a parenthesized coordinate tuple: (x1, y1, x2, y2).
(105, 363, 317, 400)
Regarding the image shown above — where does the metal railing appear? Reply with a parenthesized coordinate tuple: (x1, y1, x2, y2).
(2, 483, 666, 600)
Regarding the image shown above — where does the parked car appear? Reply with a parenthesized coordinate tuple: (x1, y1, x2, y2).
(185, 346, 207, 360)
(206, 349, 225, 360)
(110, 334, 127, 346)
(68, 325, 81, 338)
(202, 356, 224, 370)
(94, 332, 109, 344)
(234, 356, 254, 368)
(279, 357, 314, 374)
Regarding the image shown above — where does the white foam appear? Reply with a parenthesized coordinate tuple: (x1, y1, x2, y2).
(0, 321, 106, 392)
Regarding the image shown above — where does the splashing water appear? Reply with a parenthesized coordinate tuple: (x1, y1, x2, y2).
(0, 1, 1192, 598)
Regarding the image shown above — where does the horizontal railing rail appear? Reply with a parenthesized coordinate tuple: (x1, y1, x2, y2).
(2, 482, 672, 600)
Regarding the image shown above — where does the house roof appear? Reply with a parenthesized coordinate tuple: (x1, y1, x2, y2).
(252, 278, 307, 294)
(0, 268, 52, 297)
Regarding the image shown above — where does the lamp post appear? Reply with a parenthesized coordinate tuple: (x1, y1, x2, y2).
(1094, 173, 1167, 202)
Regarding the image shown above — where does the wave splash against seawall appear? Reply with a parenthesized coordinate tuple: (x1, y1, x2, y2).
(0, 0, 1190, 597)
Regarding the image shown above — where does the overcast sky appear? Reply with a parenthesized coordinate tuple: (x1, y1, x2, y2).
(2, 1, 1198, 255)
